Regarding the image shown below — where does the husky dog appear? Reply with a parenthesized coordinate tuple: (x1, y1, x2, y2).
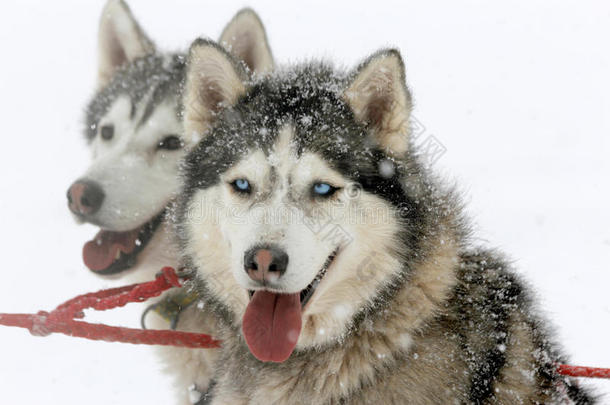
(67, 0, 274, 280)
(175, 39, 594, 404)
(66, 1, 273, 402)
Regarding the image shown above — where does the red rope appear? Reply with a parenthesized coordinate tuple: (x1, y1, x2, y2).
(0, 267, 608, 379)
(0, 267, 220, 349)
(557, 364, 610, 379)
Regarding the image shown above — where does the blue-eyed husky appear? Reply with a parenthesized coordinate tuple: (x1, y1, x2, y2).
(66, 1, 274, 402)
(175, 39, 594, 404)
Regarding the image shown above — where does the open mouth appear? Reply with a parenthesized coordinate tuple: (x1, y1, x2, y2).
(82, 211, 164, 275)
(242, 249, 338, 364)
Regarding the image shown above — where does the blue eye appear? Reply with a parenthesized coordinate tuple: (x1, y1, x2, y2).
(232, 178, 251, 193)
(313, 182, 335, 197)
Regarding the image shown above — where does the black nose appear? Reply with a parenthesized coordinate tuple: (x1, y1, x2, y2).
(67, 180, 105, 216)
(244, 245, 289, 283)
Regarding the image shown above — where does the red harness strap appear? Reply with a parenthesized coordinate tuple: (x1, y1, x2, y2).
(556, 364, 610, 379)
(0, 267, 608, 379)
(0, 267, 220, 348)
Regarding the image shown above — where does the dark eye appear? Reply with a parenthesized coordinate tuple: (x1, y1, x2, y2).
(231, 178, 251, 194)
(312, 182, 338, 198)
(100, 125, 114, 140)
(157, 135, 183, 150)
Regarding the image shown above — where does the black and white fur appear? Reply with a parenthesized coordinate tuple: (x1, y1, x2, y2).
(175, 40, 595, 404)
(72, 0, 274, 281)
(70, 1, 274, 402)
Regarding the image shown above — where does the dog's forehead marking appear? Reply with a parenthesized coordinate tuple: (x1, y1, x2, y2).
(100, 95, 131, 126)
(268, 124, 297, 181)
(107, 85, 156, 126)
(131, 87, 157, 130)
(223, 150, 269, 189)
(132, 101, 181, 145)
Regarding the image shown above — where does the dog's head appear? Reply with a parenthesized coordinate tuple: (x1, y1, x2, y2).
(67, 0, 273, 275)
(178, 40, 420, 362)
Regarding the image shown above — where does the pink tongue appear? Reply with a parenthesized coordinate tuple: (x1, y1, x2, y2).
(82, 229, 140, 272)
(242, 291, 302, 363)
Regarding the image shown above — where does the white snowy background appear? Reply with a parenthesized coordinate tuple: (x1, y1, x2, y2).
(0, 0, 608, 403)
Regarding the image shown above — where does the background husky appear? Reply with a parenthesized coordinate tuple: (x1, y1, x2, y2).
(176, 40, 594, 404)
(66, 1, 273, 402)
(67, 0, 274, 281)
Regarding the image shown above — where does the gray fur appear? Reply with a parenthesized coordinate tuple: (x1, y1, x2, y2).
(176, 43, 594, 404)
(84, 53, 185, 142)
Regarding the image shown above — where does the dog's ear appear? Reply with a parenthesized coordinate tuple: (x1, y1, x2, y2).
(97, 0, 155, 87)
(219, 8, 274, 75)
(344, 49, 412, 156)
(183, 39, 247, 139)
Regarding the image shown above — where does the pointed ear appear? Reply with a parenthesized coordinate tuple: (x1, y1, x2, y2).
(97, 0, 155, 87)
(218, 8, 274, 75)
(183, 39, 247, 139)
(343, 49, 412, 156)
